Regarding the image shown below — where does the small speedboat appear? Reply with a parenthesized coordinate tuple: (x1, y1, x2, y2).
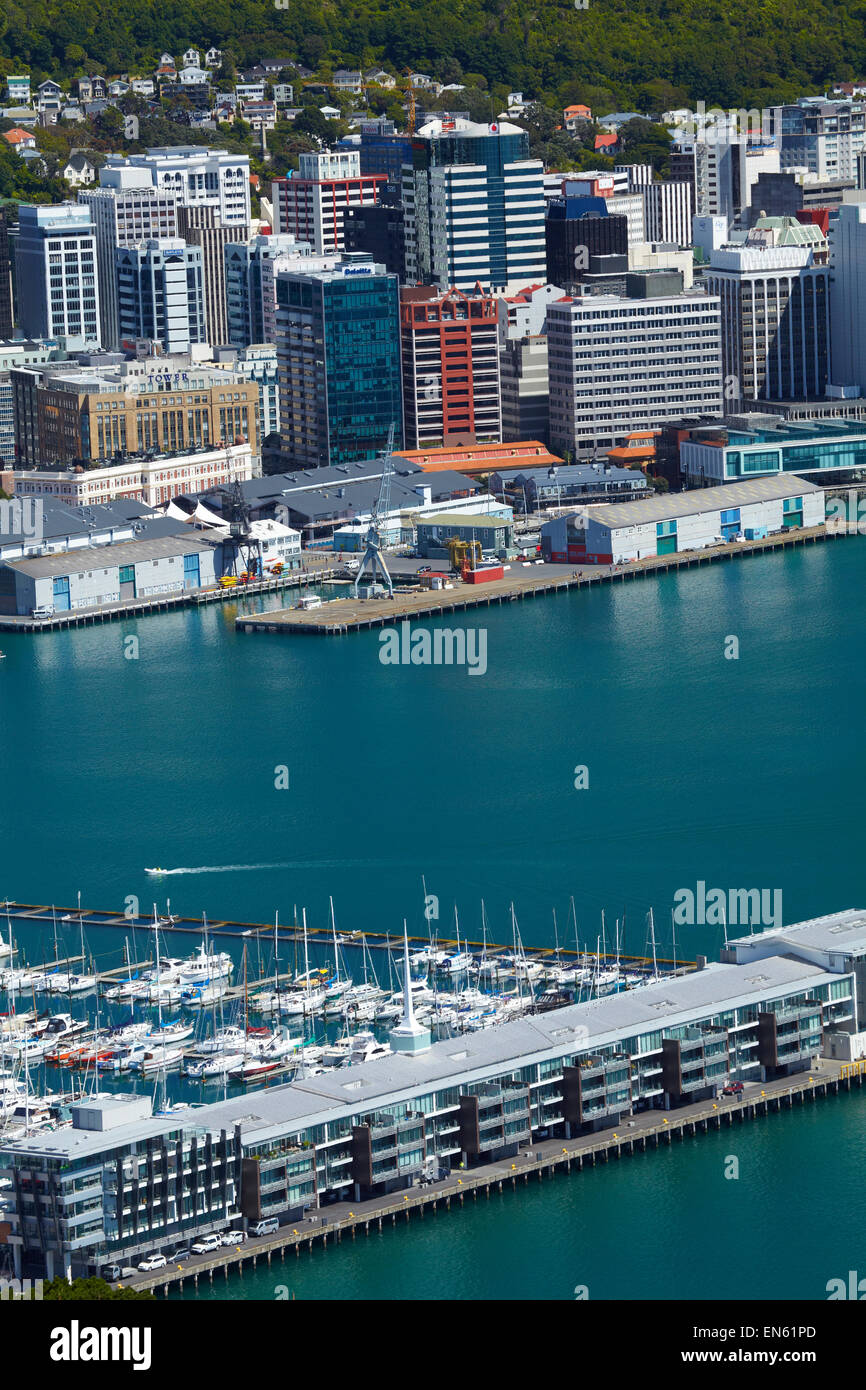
(145, 868, 166, 876)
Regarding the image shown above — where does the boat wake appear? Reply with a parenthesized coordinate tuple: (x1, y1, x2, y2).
(144, 863, 294, 876)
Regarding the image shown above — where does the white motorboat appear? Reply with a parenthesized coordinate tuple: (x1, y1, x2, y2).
(129, 1046, 186, 1073)
(178, 943, 233, 986)
(147, 1021, 194, 1046)
(341, 1032, 392, 1066)
(186, 1051, 247, 1080)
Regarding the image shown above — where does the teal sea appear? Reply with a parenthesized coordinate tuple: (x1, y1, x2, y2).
(0, 537, 864, 1298)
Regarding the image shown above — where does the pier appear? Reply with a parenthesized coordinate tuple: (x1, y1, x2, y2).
(2, 901, 685, 975)
(126, 1057, 860, 1297)
(236, 524, 833, 636)
(0, 561, 338, 634)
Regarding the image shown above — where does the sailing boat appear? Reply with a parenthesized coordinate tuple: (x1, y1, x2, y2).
(437, 905, 475, 975)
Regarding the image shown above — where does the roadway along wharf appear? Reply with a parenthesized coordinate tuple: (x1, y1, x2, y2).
(236, 525, 833, 636)
(127, 1057, 863, 1297)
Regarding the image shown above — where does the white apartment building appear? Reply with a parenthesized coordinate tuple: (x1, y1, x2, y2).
(12, 442, 253, 508)
(547, 280, 723, 454)
(78, 186, 180, 349)
(115, 239, 206, 354)
(15, 203, 101, 350)
(100, 147, 251, 226)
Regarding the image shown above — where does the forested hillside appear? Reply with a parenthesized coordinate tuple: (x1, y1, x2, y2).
(1, 0, 866, 114)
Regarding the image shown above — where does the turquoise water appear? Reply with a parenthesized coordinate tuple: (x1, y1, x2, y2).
(1, 539, 864, 1298)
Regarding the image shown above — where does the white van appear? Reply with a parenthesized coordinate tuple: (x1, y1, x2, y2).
(250, 1217, 279, 1237)
(32, 604, 55, 619)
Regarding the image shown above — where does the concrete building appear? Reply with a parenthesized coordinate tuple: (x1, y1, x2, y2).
(342, 199, 406, 280)
(115, 239, 206, 353)
(78, 185, 180, 350)
(224, 233, 311, 349)
(642, 179, 693, 247)
(829, 193, 866, 394)
(0, 530, 221, 615)
(100, 147, 251, 226)
(706, 227, 831, 404)
(400, 285, 501, 449)
(541, 474, 823, 563)
(15, 203, 100, 349)
(773, 99, 866, 182)
(11, 360, 259, 467)
(213, 343, 281, 446)
(0, 340, 62, 465)
(562, 177, 645, 247)
(0, 496, 173, 562)
(496, 283, 565, 446)
(547, 274, 724, 456)
(177, 205, 248, 349)
(78, 184, 180, 350)
(0, 921, 854, 1277)
(275, 260, 403, 468)
(271, 150, 385, 255)
(11, 442, 253, 509)
(404, 119, 546, 293)
(681, 417, 866, 483)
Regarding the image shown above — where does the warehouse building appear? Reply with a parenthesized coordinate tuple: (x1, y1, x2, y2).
(0, 923, 854, 1280)
(0, 532, 221, 615)
(541, 474, 823, 564)
(415, 510, 514, 560)
(494, 462, 648, 512)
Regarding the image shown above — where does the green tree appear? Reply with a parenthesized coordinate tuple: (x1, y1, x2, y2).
(43, 1276, 155, 1301)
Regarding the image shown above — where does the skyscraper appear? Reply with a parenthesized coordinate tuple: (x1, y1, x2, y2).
(275, 260, 403, 468)
(178, 205, 247, 347)
(15, 203, 101, 349)
(829, 193, 866, 393)
(0, 211, 13, 338)
(403, 118, 546, 292)
(224, 233, 311, 349)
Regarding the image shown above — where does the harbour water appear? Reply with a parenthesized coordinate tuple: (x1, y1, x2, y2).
(1, 538, 865, 1298)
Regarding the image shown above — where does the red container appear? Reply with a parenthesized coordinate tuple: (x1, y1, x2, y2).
(465, 565, 504, 584)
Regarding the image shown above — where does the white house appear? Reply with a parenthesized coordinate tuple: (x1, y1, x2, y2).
(63, 152, 97, 187)
(179, 67, 210, 87)
(205, 48, 223, 68)
(6, 76, 31, 105)
(131, 78, 155, 97)
(182, 48, 201, 69)
(365, 70, 395, 89)
(333, 69, 362, 94)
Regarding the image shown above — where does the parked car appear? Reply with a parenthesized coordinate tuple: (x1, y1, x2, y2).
(137, 1253, 167, 1271)
(220, 1229, 248, 1246)
(722, 1081, 744, 1096)
(190, 1233, 223, 1254)
(417, 565, 432, 574)
(165, 1246, 192, 1263)
(101, 1264, 122, 1282)
(32, 604, 55, 618)
(249, 1217, 279, 1237)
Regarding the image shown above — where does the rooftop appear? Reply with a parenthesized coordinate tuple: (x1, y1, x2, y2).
(577, 474, 822, 529)
(3, 531, 219, 578)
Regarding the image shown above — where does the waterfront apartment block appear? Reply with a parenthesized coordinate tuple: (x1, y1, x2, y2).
(2, 916, 859, 1282)
(541, 473, 823, 564)
(547, 274, 723, 456)
(11, 362, 259, 468)
(400, 285, 502, 449)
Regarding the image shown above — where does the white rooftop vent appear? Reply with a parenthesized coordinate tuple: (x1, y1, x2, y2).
(746, 974, 770, 984)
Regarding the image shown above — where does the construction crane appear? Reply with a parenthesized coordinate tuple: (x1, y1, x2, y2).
(221, 443, 263, 582)
(354, 424, 397, 598)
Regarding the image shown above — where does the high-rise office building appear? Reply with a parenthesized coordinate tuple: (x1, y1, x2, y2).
(829, 193, 866, 393)
(400, 285, 501, 449)
(275, 259, 403, 468)
(15, 203, 100, 349)
(545, 198, 629, 289)
(774, 99, 866, 181)
(343, 200, 406, 280)
(115, 239, 206, 353)
(547, 273, 723, 455)
(403, 118, 546, 292)
(271, 151, 384, 255)
(177, 205, 247, 347)
(0, 212, 13, 338)
(78, 186, 179, 349)
(224, 233, 311, 349)
(706, 219, 830, 403)
(497, 283, 564, 445)
(642, 180, 693, 247)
